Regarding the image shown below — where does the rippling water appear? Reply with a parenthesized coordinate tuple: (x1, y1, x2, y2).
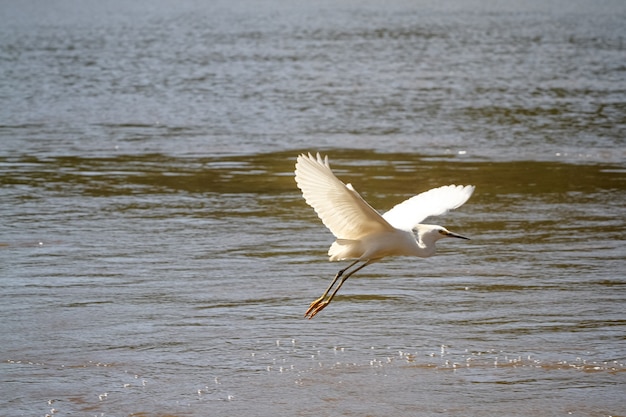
(1, 1, 625, 416)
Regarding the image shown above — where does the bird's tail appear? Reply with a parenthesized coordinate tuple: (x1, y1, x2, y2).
(328, 239, 363, 261)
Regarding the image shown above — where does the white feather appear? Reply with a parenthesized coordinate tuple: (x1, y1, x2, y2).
(382, 184, 475, 231)
(294, 153, 395, 240)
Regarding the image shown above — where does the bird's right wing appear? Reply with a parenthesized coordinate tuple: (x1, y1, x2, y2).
(382, 184, 475, 231)
(295, 153, 395, 239)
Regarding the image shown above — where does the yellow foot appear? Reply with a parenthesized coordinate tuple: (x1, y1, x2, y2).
(304, 297, 323, 317)
(304, 300, 329, 319)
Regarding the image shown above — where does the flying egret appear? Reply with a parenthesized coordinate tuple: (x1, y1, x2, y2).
(294, 153, 475, 319)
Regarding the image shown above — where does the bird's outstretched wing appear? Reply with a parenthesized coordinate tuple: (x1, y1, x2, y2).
(295, 153, 395, 239)
(382, 185, 475, 231)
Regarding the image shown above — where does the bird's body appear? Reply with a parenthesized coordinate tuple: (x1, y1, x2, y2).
(330, 228, 422, 260)
(295, 153, 475, 318)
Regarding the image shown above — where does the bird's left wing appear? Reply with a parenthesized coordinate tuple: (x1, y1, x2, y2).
(295, 153, 395, 239)
(382, 184, 475, 231)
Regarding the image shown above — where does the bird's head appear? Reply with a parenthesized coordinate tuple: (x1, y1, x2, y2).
(414, 224, 470, 243)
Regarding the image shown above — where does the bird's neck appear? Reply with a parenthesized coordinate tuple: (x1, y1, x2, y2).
(414, 233, 437, 257)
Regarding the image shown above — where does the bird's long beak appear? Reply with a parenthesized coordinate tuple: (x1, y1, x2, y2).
(446, 231, 470, 240)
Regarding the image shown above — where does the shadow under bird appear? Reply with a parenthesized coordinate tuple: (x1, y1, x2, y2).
(294, 153, 475, 319)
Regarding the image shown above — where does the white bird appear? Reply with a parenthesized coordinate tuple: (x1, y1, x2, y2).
(295, 152, 475, 319)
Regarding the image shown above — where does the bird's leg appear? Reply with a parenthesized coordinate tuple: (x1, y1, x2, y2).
(305, 260, 371, 319)
(304, 260, 359, 318)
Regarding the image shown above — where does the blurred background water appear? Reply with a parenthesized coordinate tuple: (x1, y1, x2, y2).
(1, 0, 625, 416)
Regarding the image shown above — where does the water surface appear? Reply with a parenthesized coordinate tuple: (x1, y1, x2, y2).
(1, 1, 625, 416)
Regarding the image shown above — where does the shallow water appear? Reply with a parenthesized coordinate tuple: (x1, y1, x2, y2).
(1, 1, 625, 416)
